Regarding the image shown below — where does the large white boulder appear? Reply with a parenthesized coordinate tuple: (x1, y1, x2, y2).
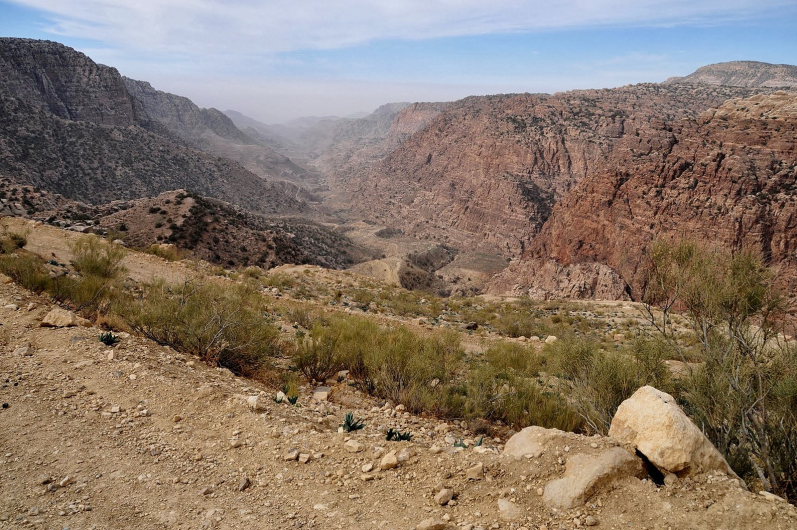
(609, 386, 735, 477)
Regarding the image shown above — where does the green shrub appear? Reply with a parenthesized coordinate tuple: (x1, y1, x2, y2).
(386, 428, 413, 441)
(99, 331, 120, 346)
(0, 228, 27, 254)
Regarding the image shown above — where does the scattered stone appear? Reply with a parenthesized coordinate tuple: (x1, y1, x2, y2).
(585, 515, 598, 526)
(200, 487, 213, 496)
(416, 518, 450, 530)
(344, 439, 364, 453)
(58, 476, 75, 488)
(312, 386, 331, 401)
(40, 308, 89, 328)
(246, 395, 268, 412)
(397, 447, 414, 462)
(465, 462, 484, 480)
(609, 386, 736, 477)
(361, 463, 373, 473)
(544, 335, 558, 344)
(435, 488, 454, 505)
(298, 453, 311, 464)
(380, 450, 399, 470)
(497, 498, 522, 521)
(12, 344, 32, 356)
(543, 447, 643, 509)
(237, 477, 251, 492)
(284, 449, 300, 461)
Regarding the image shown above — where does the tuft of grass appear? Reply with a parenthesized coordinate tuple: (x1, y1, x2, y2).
(144, 244, 182, 261)
(341, 412, 366, 432)
(70, 235, 127, 279)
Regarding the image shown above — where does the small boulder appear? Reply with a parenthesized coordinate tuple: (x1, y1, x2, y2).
(609, 386, 736, 477)
(503, 426, 571, 459)
(544, 335, 558, 344)
(543, 447, 642, 509)
(246, 395, 268, 412)
(40, 307, 89, 328)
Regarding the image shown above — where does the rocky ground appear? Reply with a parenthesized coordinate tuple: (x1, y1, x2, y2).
(1, 261, 797, 528)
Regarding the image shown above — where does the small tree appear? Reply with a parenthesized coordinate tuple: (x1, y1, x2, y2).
(643, 240, 797, 500)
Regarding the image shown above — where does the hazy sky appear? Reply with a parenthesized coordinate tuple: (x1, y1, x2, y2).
(2, 0, 796, 122)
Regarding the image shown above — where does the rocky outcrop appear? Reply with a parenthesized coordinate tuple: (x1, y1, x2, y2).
(666, 61, 797, 88)
(609, 386, 736, 477)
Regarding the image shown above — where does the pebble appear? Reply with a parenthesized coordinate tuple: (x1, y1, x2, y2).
(344, 439, 364, 453)
(435, 488, 454, 506)
(465, 462, 484, 480)
(379, 450, 399, 470)
(237, 477, 251, 492)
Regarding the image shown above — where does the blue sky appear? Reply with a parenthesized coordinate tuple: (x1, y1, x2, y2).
(1, 0, 796, 121)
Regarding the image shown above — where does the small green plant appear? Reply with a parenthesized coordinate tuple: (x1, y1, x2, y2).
(386, 428, 413, 441)
(474, 436, 484, 447)
(341, 412, 366, 432)
(453, 438, 468, 448)
(287, 395, 299, 405)
(99, 331, 120, 346)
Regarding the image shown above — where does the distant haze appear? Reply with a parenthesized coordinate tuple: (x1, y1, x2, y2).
(2, 0, 796, 121)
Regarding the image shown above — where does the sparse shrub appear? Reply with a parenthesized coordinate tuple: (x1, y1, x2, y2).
(0, 228, 27, 254)
(386, 428, 413, 441)
(0, 252, 51, 293)
(99, 331, 120, 346)
(121, 280, 281, 377)
(341, 412, 365, 432)
(485, 341, 544, 376)
(144, 244, 182, 261)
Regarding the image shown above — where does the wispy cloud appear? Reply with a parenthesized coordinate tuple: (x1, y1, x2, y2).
(8, 0, 792, 55)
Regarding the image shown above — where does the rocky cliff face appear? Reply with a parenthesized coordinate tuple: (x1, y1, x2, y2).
(337, 85, 766, 257)
(666, 61, 797, 88)
(0, 38, 138, 126)
(492, 91, 797, 299)
(0, 38, 310, 216)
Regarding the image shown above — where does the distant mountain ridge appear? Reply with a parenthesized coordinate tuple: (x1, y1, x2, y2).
(0, 37, 311, 215)
(666, 61, 797, 88)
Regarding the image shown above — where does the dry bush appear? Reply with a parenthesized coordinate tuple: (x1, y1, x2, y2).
(70, 235, 127, 279)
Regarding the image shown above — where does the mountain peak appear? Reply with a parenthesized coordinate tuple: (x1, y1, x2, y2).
(665, 60, 797, 88)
